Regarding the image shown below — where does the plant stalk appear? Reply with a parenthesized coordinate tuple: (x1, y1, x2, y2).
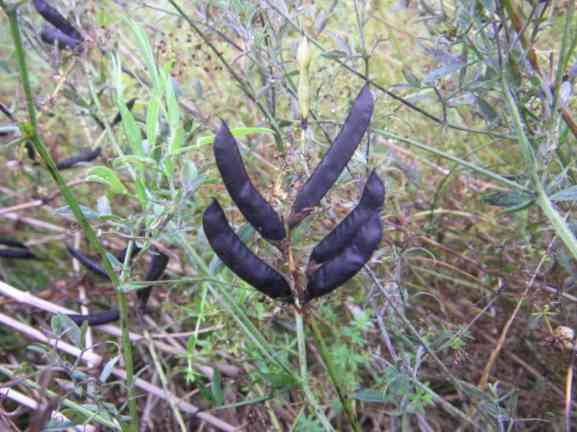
(308, 317, 360, 432)
(2, 4, 139, 431)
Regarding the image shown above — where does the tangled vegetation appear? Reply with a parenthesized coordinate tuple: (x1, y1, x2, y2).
(1, 0, 577, 430)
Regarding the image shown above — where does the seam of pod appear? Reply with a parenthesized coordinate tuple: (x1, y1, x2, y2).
(289, 84, 374, 228)
(304, 212, 382, 303)
(203, 199, 293, 301)
(310, 170, 384, 265)
(213, 121, 286, 242)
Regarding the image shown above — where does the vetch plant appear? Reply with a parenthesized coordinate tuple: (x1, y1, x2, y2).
(203, 84, 382, 430)
(204, 84, 381, 306)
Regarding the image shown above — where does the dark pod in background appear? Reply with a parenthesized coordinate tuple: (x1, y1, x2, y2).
(213, 122, 286, 242)
(0, 238, 37, 260)
(289, 85, 374, 228)
(67, 309, 119, 326)
(137, 249, 169, 311)
(66, 246, 109, 280)
(56, 147, 101, 170)
(203, 199, 293, 301)
(33, 0, 83, 43)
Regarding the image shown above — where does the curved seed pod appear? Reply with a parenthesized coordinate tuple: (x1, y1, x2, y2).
(67, 246, 109, 280)
(0, 238, 28, 249)
(56, 147, 101, 170)
(0, 248, 37, 259)
(40, 25, 82, 51)
(67, 309, 119, 326)
(310, 171, 384, 264)
(0, 238, 37, 259)
(289, 85, 374, 228)
(138, 249, 169, 310)
(213, 122, 286, 241)
(203, 200, 292, 301)
(111, 98, 137, 128)
(305, 212, 382, 303)
(33, 0, 83, 42)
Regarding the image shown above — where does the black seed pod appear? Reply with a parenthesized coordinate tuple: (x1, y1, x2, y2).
(310, 171, 384, 264)
(56, 147, 101, 170)
(110, 98, 137, 128)
(67, 246, 109, 280)
(67, 309, 119, 326)
(137, 249, 169, 310)
(0, 238, 28, 249)
(305, 212, 382, 302)
(33, 0, 83, 42)
(0, 238, 37, 259)
(203, 200, 292, 301)
(213, 122, 286, 242)
(290, 85, 374, 228)
(40, 24, 82, 51)
(0, 249, 37, 259)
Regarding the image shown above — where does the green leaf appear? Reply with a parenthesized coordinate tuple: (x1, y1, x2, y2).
(551, 186, 577, 202)
(125, 18, 159, 90)
(54, 205, 101, 220)
(211, 369, 225, 406)
(99, 356, 120, 383)
(481, 190, 535, 208)
(112, 155, 158, 171)
(86, 166, 128, 195)
(146, 94, 161, 151)
(51, 314, 82, 348)
(197, 127, 274, 146)
(118, 100, 144, 157)
(352, 388, 386, 403)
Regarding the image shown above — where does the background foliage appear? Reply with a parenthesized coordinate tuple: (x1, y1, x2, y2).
(1, 0, 577, 430)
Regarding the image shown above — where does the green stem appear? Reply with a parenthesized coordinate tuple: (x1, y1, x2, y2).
(374, 129, 528, 192)
(2, 4, 138, 431)
(503, 75, 577, 263)
(295, 310, 336, 432)
(308, 317, 360, 432)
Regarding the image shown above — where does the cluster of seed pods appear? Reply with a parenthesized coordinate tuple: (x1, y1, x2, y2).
(34, 0, 83, 51)
(203, 85, 384, 305)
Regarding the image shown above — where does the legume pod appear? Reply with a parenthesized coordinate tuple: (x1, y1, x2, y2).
(0, 238, 37, 259)
(203, 199, 292, 301)
(33, 0, 83, 42)
(56, 147, 101, 170)
(305, 212, 382, 302)
(290, 84, 374, 228)
(66, 246, 109, 279)
(68, 309, 119, 326)
(137, 249, 169, 310)
(213, 122, 286, 242)
(310, 171, 384, 264)
(40, 24, 82, 51)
